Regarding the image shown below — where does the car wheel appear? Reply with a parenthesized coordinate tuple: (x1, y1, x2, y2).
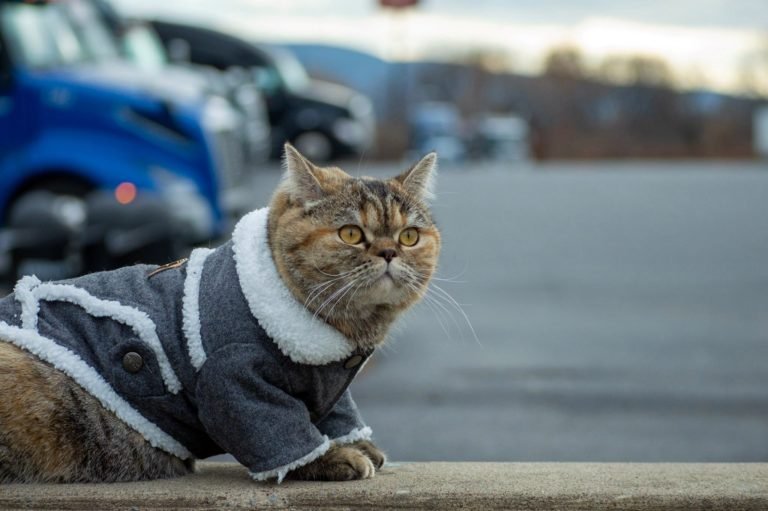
(293, 131, 333, 162)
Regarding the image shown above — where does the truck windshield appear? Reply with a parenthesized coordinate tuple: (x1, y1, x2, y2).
(1, 3, 87, 68)
(61, 0, 120, 62)
(0, 1, 118, 69)
(122, 24, 168, 72)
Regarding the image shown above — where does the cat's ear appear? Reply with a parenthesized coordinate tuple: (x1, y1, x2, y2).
(281, 143, 327, 202)
(394, 152, 438, 202)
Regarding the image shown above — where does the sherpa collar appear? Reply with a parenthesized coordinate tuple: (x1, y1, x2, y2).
(231, 208, 355, 365)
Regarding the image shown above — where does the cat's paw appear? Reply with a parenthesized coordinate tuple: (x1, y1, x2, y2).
(288, 445, 375, 481)
(350, 440, 386, 469)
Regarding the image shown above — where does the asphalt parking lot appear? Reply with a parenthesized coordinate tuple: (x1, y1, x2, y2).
(303, 159, 768, 462)
(4, 159, 767, 463)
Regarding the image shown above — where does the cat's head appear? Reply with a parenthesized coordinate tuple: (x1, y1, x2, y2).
(267, 144, 441, 345)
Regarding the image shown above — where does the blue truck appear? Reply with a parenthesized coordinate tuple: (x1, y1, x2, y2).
(0, 0, 242, 280)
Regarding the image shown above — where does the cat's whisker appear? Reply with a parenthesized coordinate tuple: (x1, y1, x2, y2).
(305, 265, 370, 308)
(343, 277, 370, 317)
(401, 280, 453, 341)
(313, 280, 357, 321)
(305, 279, 344, 308)
(373, 336, 399, 357)
(424, 284, 481, 347)
(306, 277, 343, 295)
(313, 265, 360, 278)
(355, 148, 368, 176)
(426, 276, 467, 283)
(310, 282, 351, 316)
(407, 268, 461, 285)
(401, 266, 431, 290)
(400, 263, 476, 344)
(326, 276, 362, 319)
(419, 286, 465, 340)
(412, 263, 468, 283)
(337, 280, 365, 317)
(418, 292, 453, 342)
(308, 273, 351, 289)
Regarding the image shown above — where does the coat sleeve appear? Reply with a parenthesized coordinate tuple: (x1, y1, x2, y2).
(195, 344, 330, 482)
(316, 389, 373, 445)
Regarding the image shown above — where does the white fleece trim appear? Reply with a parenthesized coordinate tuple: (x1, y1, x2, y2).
(232, 208, 355, 365)
(332, 426, 373, 446)
(250, 436, 331, 483)
(0, 321, 192, 460)
(182, 248, 213, 371)
(14, 275, 41, 330)
(14, 279, 182, 394)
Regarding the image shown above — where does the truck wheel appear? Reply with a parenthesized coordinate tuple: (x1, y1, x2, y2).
(4, 181, 91, 281)
(293, 131, 333, 162)
(5, 178, 92, 226)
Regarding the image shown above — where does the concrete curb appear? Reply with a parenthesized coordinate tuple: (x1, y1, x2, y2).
(1, 462, 766, 510)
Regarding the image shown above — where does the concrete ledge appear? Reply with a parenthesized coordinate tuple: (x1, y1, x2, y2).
(1, 462, 766, 510)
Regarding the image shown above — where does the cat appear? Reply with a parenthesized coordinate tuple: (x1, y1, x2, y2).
(0, 144, 440, 483)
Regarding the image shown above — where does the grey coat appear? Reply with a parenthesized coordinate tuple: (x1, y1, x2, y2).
(0, 208, 373, 481)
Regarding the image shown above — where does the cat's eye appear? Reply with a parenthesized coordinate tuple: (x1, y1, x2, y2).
(399, 227, 419, 247)
(339, 225, 364, 245)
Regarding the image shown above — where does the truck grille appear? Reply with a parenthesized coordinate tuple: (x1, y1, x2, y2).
(209, 126, 246, 192)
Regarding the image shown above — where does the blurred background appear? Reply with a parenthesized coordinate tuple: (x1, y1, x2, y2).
(0, 0, 766, 462)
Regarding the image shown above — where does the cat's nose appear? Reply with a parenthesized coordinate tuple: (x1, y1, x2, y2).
(378, 249, 397, 263)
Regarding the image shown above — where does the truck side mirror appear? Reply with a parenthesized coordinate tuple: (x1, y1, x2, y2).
(0, 42, 11, 92)
(167, 38, 191, 64)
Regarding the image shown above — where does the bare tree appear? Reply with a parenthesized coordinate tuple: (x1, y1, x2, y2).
(542, 45, 586, 80)
(736, 34, 768, 98)
(597, 55, 674, 88)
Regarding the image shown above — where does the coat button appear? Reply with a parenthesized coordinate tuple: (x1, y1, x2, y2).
(122, 352, 144, 373)
(344, 355, 364, 369)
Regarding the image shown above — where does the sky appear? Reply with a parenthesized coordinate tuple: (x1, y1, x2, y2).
(114, 0, 768, 95)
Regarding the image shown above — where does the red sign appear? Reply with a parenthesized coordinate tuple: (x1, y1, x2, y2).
(379, 0, 419, 8)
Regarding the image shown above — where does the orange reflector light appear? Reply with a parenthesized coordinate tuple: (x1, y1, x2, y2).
(115, 182, 137, 205)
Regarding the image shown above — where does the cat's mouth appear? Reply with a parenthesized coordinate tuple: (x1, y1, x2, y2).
(372, 267, 398, 288)
(355, 264, 415, 305)
(375, 270, 395, 283)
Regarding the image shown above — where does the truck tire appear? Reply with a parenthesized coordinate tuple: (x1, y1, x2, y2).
(5, 180, 90, 281)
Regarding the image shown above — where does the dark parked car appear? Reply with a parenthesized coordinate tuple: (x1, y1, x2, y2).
(150, 20, 375, 162)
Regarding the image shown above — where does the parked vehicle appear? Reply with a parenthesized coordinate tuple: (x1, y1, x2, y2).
(408, 102, 467, 162)
(150, 20, 375, 162)
(0, 0, 233, 280)
(471, 114, 530, 162)
(755, 106, 768, 159)
(84, 0, 271, 171)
